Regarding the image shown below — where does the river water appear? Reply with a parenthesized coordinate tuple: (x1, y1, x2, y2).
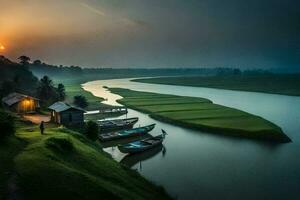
(83, 78, 300, 200)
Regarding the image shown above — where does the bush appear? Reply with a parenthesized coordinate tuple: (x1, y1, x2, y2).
(45, 137, 74, 152)
(84, 121, 98, 141)
(0, 111, 15, 140)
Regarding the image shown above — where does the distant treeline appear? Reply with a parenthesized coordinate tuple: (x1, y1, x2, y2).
(28, 58, 273, 80)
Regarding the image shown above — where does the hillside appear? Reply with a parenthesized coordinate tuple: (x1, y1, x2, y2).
(0, 121, 171, 200)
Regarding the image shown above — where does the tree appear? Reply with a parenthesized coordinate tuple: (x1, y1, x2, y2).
(57, 83, 66, 101)
(33, 60, 42, 65)
(84, 121, 98, 141)
(18, 55, 31, 65)
(37, 76, 58, 104)
(73, 95, 88, 108)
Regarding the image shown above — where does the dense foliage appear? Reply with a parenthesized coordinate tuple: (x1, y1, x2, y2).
(0, 56, 38, 98)
(0, 110, 15, 140)
(36, 76, 66, 105)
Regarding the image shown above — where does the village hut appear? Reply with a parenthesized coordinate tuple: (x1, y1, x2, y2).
(48, 102, 85, 125)
(2, 92, 40, 113)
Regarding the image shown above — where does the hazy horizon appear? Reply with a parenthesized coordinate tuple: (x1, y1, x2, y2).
(1, 0, 299, 70)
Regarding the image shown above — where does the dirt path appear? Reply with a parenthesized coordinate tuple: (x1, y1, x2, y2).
(23, 114, 50, 124)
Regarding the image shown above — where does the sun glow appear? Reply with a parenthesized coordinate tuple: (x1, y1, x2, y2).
(0, 45, 5, 51)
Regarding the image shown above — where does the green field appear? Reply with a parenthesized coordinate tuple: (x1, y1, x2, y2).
(0, 121, 171, 200)
(109, 88, 291, 142)
(133, 74, 300, 96)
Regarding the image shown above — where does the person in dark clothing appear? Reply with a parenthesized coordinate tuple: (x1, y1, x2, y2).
(40, 121, 45, 135)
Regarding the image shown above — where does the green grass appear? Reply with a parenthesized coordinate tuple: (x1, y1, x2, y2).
(109, 88, 291, 143)
(133, 74, 300, 96)
(0, 135, 26, 200)
(0, 122, 171, 200)
(63, 83, 104, 111)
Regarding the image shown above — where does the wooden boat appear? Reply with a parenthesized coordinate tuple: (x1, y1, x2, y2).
(99, 124, 156, 142)
(118, 130, 167, 154)
(98, 117, 138, 132)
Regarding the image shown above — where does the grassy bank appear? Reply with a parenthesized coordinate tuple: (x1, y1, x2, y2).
(133, 74, 300, 96)
(0, 121, 171, 200)
(109, 88, 291, 143)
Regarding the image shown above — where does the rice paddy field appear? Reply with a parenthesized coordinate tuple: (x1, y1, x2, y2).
(109, 88, 291, 142)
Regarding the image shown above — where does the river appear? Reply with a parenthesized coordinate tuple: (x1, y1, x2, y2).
(83, 78, 300, 200)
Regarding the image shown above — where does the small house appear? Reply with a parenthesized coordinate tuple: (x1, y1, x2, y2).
(48, 102, 85, 125)
(2, 92, 40, 113)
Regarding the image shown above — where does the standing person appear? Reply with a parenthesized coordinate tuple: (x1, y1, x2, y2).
(40, 121, 45, 135)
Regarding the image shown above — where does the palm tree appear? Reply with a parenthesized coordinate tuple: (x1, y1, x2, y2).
(18, 55, 31, 65)
(37, 76, 57, 104)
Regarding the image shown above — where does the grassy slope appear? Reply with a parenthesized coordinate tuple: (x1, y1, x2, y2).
(133, 74, 300, 96)
(0, 122, 171, 200)
(109, 88, 291, 143)
(0, 135, 26, 200)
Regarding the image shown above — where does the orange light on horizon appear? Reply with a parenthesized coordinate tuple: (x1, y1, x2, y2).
(0, 45, 5, 51)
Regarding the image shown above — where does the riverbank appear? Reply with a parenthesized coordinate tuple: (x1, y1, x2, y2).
(133, 74, 300, 96)
(0, 120, 172, 200)
(108, 88, 291, 143)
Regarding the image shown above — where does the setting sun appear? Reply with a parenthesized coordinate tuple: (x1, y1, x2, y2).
(0, 45, 5, 51)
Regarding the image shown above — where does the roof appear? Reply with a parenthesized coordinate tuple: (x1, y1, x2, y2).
(2, 92, 39, 106)
(48, 102, 85, 113)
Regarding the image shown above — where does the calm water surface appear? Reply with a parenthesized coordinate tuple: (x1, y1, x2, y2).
(83, 78, 300, 200)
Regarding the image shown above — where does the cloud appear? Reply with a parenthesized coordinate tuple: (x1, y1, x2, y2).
(80, 2, 106, 16)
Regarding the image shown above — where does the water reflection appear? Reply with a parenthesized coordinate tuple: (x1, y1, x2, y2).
(121, 145, 165, 168)
(100, 133, 152, 148)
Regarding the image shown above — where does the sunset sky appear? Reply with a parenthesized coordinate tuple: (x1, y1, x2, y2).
(0, 0, 299, 69)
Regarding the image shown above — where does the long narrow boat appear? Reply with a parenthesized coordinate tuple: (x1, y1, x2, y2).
(118, 130, 167, 154)
(99, 124, 156, 142)
(98, 117, 138, 132)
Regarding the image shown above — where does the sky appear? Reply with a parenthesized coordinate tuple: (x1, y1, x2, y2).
(0, 0, 299, 69)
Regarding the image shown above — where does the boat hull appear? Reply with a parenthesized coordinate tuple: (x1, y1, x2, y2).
(118, 134, 165, 154)
(98, 117, 138, 132)
(118, 141, 162, 154)
(99, 124, 155, 142)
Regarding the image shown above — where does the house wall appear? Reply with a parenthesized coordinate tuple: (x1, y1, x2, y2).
(13, 98, 39, 113)
(60, 110, 84, 125)
(51, 111, 61, 124)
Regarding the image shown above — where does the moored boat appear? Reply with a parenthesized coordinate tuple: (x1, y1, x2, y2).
(99, 123, 156, 141)
(98, 117, 138, 132)
(118, 130, 167, 154)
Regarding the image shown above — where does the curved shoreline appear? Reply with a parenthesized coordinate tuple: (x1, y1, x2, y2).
(132, 75, 300, 97)
(109, 88, 291, 143)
